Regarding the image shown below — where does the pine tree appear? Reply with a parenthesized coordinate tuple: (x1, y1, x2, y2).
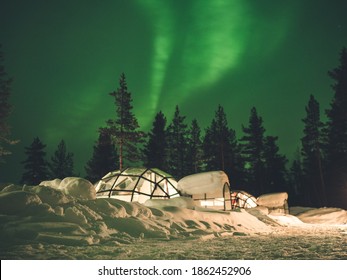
(263, 136, 288, 193)
(106, 73, 144, 169)
(240, 107, 266, 195)
(166, 105, 189, 179)
(204, 105, 231, 171)
(203, 105, 243, 186)
(49, 140, 74, 179)
(289, 152, 305, 206)
(301, 95, 326, 206)
(21, 137, 49, 185)
(0, 45, 17, 160)
(143, 111, 167, 169)
(187, 119, 204, 174)
(325, 47, 347, 205)
(85, 130, 118, 183)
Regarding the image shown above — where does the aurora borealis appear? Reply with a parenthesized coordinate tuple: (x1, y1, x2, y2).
(0, 0, 346, 182)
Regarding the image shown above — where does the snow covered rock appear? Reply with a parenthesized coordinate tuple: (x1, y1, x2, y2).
(59, 177, 96, 200)
(177, 171, 229, 195)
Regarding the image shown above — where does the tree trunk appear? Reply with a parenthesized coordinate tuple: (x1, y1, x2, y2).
(119, 140, 123, 170)
(316, 151, 327, 206)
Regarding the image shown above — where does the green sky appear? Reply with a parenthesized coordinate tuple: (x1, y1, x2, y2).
(1, 0, 346, 183)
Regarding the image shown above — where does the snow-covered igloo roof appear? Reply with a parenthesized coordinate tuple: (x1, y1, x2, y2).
(177, 171, 229, 195)
(95, 167, 180, 203)
(177, 171, 231, 210)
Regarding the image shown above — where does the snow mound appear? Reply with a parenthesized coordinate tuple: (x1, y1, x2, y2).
(31, 185, 73, 206)
(0, 191, 52, 215)
(59, 177, 96, 200)
(269, 214, 305, 226)
(296, 207, 347, 225)
(1, 184, 23, 193)
(0, 180, 274, 246)
(144, 197, 195, 209)
(39, 179, 62, 189)
(289, 206, 314, 216)
(1, 178, 346, 249)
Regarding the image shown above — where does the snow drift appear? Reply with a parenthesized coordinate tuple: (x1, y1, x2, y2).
(0, 177, 346, 249)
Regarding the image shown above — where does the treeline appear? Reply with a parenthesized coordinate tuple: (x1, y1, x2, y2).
(2, 46, 346, 208)
(20, 139, 74, 184)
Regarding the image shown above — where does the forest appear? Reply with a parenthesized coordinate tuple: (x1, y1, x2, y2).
(1, 47, 347, 209)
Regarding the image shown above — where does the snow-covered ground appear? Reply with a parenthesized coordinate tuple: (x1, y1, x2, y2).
(0, 178, 346, 260)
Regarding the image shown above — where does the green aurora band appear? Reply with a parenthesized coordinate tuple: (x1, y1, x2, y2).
(17, 0, 294, 144)
(139, 0, 175, 114)
(3, 0, 327, 182)
(139, 0, 293, 119)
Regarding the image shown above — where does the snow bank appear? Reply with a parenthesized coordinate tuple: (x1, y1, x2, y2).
(296, 207, 347, 225)
(40, 177, 96, 200)
(289, 206, 314, 216)
(1, 177, 346, 249)
(1, 183, 23, 192)
(0, 178, 273, 247)
(0, 191, 43, 215)
(144, 197, 195, 209)
(268, 214, 305, 226)
(177, 171, 228, 195)
(31, 185, 73, 206)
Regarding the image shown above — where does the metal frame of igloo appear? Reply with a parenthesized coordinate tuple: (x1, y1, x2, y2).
(95, 167, 180, 203)
(228, 190, 258, 209)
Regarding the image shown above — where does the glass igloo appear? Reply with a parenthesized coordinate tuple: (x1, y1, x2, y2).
(95, 167, 180, 203)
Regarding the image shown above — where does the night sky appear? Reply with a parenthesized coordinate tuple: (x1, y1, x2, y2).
(1, 0, 346, 183)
